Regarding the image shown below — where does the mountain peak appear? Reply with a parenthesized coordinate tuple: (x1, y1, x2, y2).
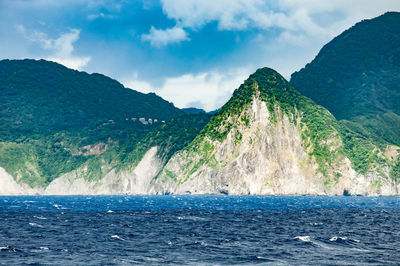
(241, 67, 301, 108)
(247, 67, 286, 88)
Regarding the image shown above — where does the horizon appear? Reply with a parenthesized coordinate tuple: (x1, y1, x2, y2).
(1, 0, 400, 111)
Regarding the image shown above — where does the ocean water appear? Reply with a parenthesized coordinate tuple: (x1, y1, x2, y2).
(0, 196, 399, 265)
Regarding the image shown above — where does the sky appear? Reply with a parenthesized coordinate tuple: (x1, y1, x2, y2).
(1, 0, 399, 111)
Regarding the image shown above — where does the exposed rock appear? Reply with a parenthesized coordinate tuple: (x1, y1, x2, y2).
(0, 167, 37, 195)
(71, 142, 109, 156)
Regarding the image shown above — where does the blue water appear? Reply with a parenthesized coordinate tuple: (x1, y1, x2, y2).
(0, 196, 399, 265)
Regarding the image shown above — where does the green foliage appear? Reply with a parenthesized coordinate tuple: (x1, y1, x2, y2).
(336, 125, 380, 174)
(291, 12, 400, 146)
(164, 169, 177, 181)
(390, 158, 400, 182)
(370, 179, 382, 191)
(0, 138, 88, 187)
(323, 172, 341, 190)
(0, 142, 41, 187)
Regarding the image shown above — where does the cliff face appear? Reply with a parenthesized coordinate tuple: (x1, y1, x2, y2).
(44, 146, 163, 195)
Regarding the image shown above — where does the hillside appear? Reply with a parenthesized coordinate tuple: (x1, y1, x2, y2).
(291, 12, 400, 146)
(0, 59, 183, 142)
(152, 68, 398, 195)
(0, 59, 206, 187)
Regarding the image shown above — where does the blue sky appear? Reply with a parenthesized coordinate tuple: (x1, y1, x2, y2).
(1, 0, 399, 111)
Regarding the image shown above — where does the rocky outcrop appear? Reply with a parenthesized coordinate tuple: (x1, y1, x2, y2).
(0, 167, 38, 195)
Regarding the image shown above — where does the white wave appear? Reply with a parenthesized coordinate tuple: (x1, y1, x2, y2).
(111, 235, 125, 241)
(0, 246, 18, 252)
(310, 222, 324, 226)
(194, 240, 207, 246)
(40, 247, 49, 250)
(176, 216, 208, 221)
(294, 235, 335, 250)
(33, 215, 47, 220)
(294, 236, 311, 242)
(107, 210, 114, 213)
(29, 222, 44, 228)
(329, 236, 348, 242)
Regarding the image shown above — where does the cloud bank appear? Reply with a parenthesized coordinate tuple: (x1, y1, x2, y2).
(124, 68, 249, 111)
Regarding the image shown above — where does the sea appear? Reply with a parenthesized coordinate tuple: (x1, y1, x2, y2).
(0, 195, 399, 265)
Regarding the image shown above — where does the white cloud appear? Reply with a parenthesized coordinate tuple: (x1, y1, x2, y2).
(160, 0, 271, 30)
(123, 68, 250, 111)
(16, 26, 90, 70)
(159, 0, 312, 32)
(159, 0, 400, 45)
(142, 26, 189, 47)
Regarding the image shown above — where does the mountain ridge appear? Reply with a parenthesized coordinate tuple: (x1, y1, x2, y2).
(291, 12, 400, 146)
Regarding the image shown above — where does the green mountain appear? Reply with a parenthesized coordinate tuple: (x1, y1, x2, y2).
(0, 59, 208, 187)
(0, 59, 183, 141)
(153, 68, 396, 195)
(291, 12, 400, 146)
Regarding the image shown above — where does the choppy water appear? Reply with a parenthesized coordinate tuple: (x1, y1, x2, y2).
(0, 195, 399, 265)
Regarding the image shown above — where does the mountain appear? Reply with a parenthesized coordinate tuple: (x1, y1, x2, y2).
(181, 107, 206, 114)
(0, 59, 209, 188)
(291, 12, 400, 147)
(152, 68, 398, 195)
